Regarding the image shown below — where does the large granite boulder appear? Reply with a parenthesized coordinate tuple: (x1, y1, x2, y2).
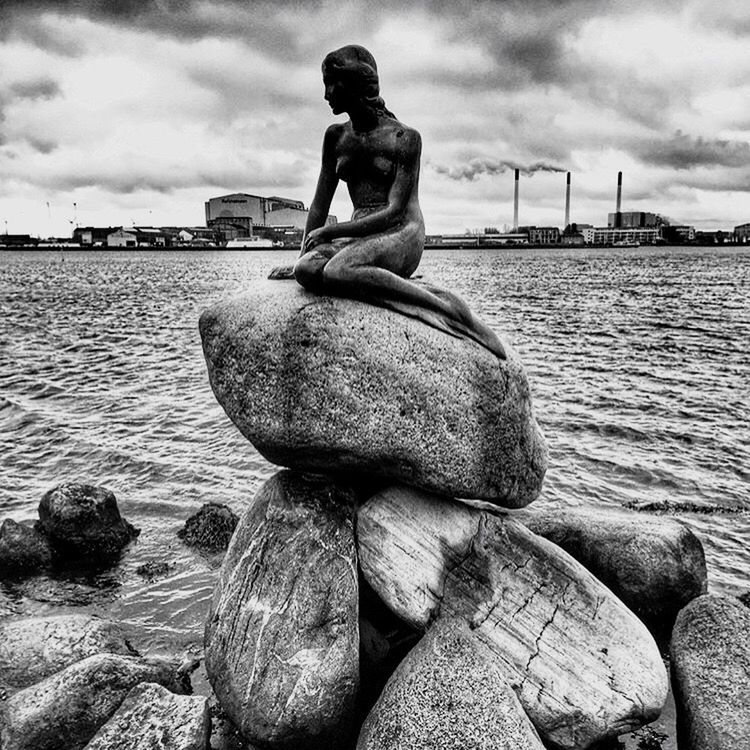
(514, 503, 707, 635)
(357, 617, 544, 750)
(0, 519, 53, 573)
(671, 594, 750, 749)
(84, 682, 210, 750)
(357, 486, 667, 749)
(0, 614, 134, 690)
(0, 653, 186, 750)
(37, 482, 139, 558)
(205, 471, 359, 749)
(199, 280, 547, 507)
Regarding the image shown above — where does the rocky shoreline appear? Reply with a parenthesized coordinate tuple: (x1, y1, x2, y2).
(1, 279, 747, 749)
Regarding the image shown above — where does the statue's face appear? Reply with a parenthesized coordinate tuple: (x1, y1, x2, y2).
(323, 68, 351, 115)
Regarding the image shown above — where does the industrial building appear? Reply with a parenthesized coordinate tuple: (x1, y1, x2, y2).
(204, 193, 336, 240)
(734, 223, 750, 243)
(607, 211, 666, 229)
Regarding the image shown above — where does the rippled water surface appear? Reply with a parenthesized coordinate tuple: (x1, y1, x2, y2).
(1, 246, 749, 673)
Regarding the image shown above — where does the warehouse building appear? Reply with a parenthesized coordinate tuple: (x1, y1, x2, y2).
(205, 193, 336, 241)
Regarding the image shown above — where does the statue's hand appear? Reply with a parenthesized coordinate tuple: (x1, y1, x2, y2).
(268, 264, 295, 280)
(302, 227, 329, 253)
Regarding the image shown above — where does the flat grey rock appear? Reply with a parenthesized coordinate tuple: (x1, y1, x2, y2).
(671, 594, 750, 749)
(0, 653, 186, 750)
(357, 486, 667, 750)
(205, 471, 359, 749)
(513, 503, 707, 634)
(199, 281, 547, 507)
(84, 682, 210, 750)
(0, 614, 133, 690)
(357, 617, 545, 750)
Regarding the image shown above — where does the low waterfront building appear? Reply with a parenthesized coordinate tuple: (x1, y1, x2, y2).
(734, 223, 750, 243)
(106, 227, 169, 247)
(0, 234, 37, 246)
(591, 227, 661, 245)
(73, 227, 120, 246)
(526, 226, 561, 245)
(107, 229, 138, 247)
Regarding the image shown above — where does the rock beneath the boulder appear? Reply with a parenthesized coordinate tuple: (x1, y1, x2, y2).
(671, 594, 750, 749)
(0, 653, 187, 750)
(199, 281, 547, 507)
(84, 682, 210, 750)
(0, 614, 135, 690)
(0, 519, 53, 573)
(178, 503, 238, 552)
(205, 471, 359, 749)
(357, 617, 544, 750)
(513, 503, 707, 635)
(37, 482, 139, 559)
(357, 486, 667, 750)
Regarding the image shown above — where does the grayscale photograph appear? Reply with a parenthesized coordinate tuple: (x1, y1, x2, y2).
(1, 2, 749, 749)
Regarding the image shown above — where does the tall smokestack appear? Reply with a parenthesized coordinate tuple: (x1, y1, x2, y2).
(513, 168, 519, 231)
(615, 171, 622, 228)
(564, 172, 571, 228)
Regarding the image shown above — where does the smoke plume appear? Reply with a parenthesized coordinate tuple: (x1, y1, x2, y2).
(434, 158, 566, 181)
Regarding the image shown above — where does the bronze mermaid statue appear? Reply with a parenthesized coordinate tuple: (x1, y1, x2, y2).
(272, 44, 505, 360)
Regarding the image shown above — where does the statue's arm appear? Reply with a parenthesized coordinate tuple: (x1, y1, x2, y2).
(300, 125, 340, 256)
(306, 128, 421, 248)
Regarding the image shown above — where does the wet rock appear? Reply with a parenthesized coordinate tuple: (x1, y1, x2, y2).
(671, 594, 750, 749)
(0, 518, 53, 573)
(357, 617, 544, 750)
(199, 281, 547, 508)
(0, 614, 135, 690)
(135, 560, 176, 580)
(37, 482, 139, 559)
(0, 653, 187, 750)
(178, 502, 238, 552)
(357, 486, 668, 750)
(84, 682, 210, 750)
(205, 471, 359, 749)
(514, 504, 707, 636)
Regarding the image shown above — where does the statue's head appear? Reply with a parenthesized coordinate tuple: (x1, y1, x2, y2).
(322, 45, 393, 118)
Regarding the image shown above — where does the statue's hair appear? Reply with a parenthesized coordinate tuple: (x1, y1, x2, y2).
(322, 45, 396, 119)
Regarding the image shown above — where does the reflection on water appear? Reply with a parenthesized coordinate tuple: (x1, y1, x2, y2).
(1, 246, 749, 654)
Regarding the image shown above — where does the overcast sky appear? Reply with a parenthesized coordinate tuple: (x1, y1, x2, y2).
(2, 0, 750, 237)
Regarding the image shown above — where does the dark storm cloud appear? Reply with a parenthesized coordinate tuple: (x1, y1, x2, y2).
(10, 78, 61, 100)
(635, 131, 750, 170)
(27, 137, 58, 154)
(434, 157, 565, 180)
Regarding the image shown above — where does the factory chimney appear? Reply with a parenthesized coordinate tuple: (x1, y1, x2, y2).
(615, 171, 622, 228)
(564, 172, 571, 229)
(513, 168, 519, 231)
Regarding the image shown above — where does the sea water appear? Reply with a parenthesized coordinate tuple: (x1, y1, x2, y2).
(1, 246, 748, 728)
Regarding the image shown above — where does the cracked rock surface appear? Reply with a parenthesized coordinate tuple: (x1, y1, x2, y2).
(357, 616, 545, 750)
(199, 281, 547, 507)
(671, 594, 750, 750)
(357, 486, 668, 750)
(0, 614, 134, 691)
(204, 470, 359, 749)
(84, 682, 210, 750)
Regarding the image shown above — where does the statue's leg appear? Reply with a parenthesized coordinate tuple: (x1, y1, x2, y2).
(321, 239, 506, 359)
(293, 245, 340, 293)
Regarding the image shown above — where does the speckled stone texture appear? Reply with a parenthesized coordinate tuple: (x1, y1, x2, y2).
(514, 504, 707, 634)
(204, 471, 359, 749)
(671, 594, 750, 750)
(357, 486, 668, 750)
(357, 617, 544, 750)
(0, 519, 53, 573)
(0, 614, 134, 690)
(0, 653, 186, 750)
(37, 482, 139, 558)
(84, 682, 210, 750)
(199, 280, 547, 508)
